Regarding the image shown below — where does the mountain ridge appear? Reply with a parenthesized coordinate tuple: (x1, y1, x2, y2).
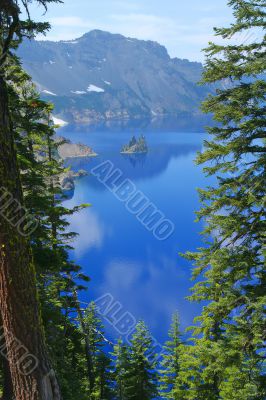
(17, 29, 209, 124)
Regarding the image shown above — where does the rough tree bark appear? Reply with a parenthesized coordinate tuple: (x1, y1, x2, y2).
(0, 72, 62, 398)
(2, 356, 14, 400)
(0, 314, 14, 399)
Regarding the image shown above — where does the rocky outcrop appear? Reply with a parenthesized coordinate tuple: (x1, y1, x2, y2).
(55, 136, 97, 159)
(59, 169, 88, 194)
(53, 136, 95, 195)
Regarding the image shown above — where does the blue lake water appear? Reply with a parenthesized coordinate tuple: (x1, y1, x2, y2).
(60, 124, 211, 345)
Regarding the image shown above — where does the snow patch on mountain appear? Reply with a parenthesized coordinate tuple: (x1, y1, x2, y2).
(52, 116, 68, 126)
(43, 90, 57, 96)
(61, 40, 78, 44)
(87, 84, 105, 93)
(71, 90, 87, 94)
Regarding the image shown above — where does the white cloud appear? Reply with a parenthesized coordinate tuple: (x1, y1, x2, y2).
(34, 3, 232, 61)
(49, 16, 92, 28)
(68, 209, 105, 257)
(109, 13, 177, 40)
(97, 255, 192, 331)
(103, 260, 141, 290)
(103, 13, 217, 59)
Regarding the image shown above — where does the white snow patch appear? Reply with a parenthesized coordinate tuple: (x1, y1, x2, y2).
(62, 41, 78, 44)
(69, 66, 73, 69)
(49, 60, 56, 65)
(42, 90, 57, 96)
(71, 90, 86, 95)
(51, 116, 68, 127)
(87, 84, 105, 93)
(67, 52, 70, 57)
(104, 81, 111, 85)
(151, 110, 158, 116)
(126, 39, 134, 42)
(102, 58, 107, 62)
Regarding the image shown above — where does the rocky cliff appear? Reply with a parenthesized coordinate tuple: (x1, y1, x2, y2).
(18, 30, 210, 124)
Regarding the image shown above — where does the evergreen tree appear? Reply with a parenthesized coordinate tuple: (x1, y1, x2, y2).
(129, 136, 137, 147)
(179, 1, 266, 398)
(7, 55, 92, 399)
(0, 1, 63, 397)
(83, 302, 113, 399)
(0, 33, 93, 399)
(159, 313, 182, 399)
(112, 339, 131, 400)
(126, 321, 158, 400)
(93, 352, 113, 400)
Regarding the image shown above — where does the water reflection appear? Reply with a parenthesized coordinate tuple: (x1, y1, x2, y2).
(64, 136, 202, 184)
(64, 128, 210, 342)
(61, 114, 212, 133)
(97, 255, 198, 343)
(67, 208, 106, 257)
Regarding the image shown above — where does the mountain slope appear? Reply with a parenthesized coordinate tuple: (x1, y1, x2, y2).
(18, 30, 209, 124)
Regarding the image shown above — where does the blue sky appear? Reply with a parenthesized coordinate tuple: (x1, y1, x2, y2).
(30, 0, 233, 61)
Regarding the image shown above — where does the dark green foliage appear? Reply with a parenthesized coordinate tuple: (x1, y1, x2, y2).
(178, 1, 266, 399)
(126, 321, 158, 400)
(1, 0, 265, 398)
(159, 313, 182, 399)
(121, 135, 148, 153)
(111, 322, 159, 400)
(83, 302, 113, 399)
(112, 339, 132, 400)
(2, 54, 92, 398)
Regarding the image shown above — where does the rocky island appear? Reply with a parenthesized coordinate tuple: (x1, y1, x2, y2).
(121, 135, 148, 154)
(55, 136, 97, 159)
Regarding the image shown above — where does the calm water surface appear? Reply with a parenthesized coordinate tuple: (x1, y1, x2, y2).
(60, 124, 211, 344)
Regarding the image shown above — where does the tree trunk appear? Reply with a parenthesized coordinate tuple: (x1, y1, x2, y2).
(1, 356, 14, 400)
(0, 76, 62, 399)
(0, 314, 14, 399)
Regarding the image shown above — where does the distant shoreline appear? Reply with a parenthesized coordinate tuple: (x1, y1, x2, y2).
(121, 150, 147, 154)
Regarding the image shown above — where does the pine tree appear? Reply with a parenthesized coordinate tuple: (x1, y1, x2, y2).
(93, 352, 113, 400)
(180, 1, 266, 398)
(0, 5, 93, 397)
(129, 136, 137, 147)
(159, 313, 182, 399)
(0, 1, 64, 397)
(112, 339, 131, 400)
(83, 302, 113, 399)
(126, 321, 158, 400)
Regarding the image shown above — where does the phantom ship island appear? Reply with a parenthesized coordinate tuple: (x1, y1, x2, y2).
(121, 135, 148, 154)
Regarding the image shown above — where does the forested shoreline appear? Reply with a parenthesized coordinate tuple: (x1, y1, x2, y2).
(0, 0, 265, 399)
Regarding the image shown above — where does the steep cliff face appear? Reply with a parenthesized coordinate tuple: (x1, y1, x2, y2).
(18, 30, 209, 124)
